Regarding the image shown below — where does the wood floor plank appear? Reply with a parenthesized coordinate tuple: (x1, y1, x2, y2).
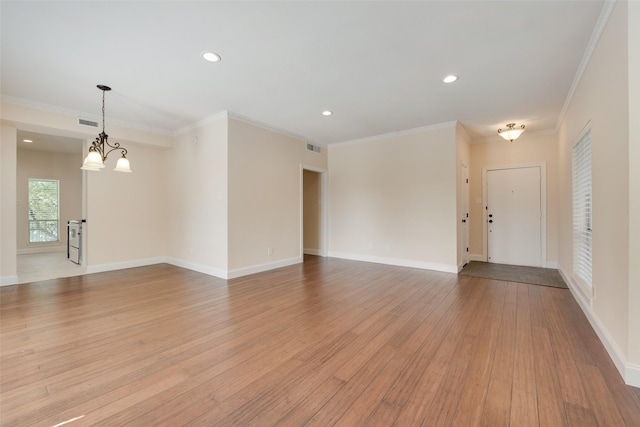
(479, 282, 518, 427)
(509, 283, 539, 427)
(528, 285, 568, 426)
(393, 277, 489, 425)
(1, 257, 639, 426)
(450, 280, 505, 426)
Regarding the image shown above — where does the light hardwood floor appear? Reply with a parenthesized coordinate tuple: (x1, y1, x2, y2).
(1, 256, 639, 426)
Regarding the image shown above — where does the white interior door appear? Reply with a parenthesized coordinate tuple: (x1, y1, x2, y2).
(487, 166, 542, 267)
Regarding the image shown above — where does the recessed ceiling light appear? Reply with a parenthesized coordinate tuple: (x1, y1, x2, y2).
(202, 52, 221, 63)
(443, 75, 458, 83)
(322, 110, 333, 116)
(22, 139, 33, 143)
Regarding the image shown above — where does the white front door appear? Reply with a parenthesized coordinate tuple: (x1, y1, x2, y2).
(487, 166, 542, 267)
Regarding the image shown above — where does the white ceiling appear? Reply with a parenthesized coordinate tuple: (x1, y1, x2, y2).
(1, 1, 605, 146)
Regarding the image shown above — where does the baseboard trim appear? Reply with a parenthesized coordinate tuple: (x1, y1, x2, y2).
(559, 266, 639, 388)
(303, 248, 323, 256)
(470, 254, 484, 262)
(627, 364, 640, 388)
(17, 245, 66, 255)
(59, 255, 304, 282)
(85, 257, 166, 275)
(545, 261, 559, 269)
(165, 257, 228, 280)
(327, 251, 458, 274)
(227, 257, 302, 279)
(0, 275, 19, 287)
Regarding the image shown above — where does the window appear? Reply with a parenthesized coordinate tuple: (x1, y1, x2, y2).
(572, 129, 592, 290)
(28, 178, 60, 243)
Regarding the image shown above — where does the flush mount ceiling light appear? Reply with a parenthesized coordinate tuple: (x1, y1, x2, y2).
(22, 139, 33, 143)
(443, 75, 458, 83)
(497, 123, 526, 142)
(81, 85, 132, 173)
(202, 51, 221, 62)
(322, 110, 333, 116)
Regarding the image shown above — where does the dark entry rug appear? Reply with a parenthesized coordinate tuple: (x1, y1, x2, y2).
(459, 261, 568, 289)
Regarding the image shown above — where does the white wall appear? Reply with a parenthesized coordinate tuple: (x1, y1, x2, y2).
(557, 1, 637, 386)
(0, 125, 18, 284)
(165, 115, 229, 278)
(16, 149, 82, 252)
(456, 124, 471, 268)
(328, 123, 458, 273)
(628, 0, 640, 378)
(85, 141, 167, 270)
(227, 117, 327, 276)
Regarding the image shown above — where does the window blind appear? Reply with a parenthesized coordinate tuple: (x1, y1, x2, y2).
(572, 130, 592, 288)
(28, 178, 60, 243)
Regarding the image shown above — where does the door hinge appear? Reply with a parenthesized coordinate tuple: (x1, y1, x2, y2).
(466, 178, 468, 183)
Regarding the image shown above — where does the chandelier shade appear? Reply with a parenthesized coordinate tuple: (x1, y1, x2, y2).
(497, 123, 525, 142)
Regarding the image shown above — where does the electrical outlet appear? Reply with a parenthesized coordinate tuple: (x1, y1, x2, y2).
(267, 247, 273, 255)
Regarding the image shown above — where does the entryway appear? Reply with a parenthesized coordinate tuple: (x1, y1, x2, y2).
(15, 130, 86, 284)
(301, 166, 327, 258)
(483, 164, 546, 267)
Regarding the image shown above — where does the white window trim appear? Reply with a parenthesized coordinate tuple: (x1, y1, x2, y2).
(571, 122, 593, 300)
(28, 178, 61, 244)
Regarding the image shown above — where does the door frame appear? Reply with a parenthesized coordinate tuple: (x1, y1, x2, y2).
(459, 161, 470, 269)
(300, 165, 328, 257)
(482, 162, 547, 266)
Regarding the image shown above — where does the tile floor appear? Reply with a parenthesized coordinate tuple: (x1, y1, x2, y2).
(17, 251, 85, 284)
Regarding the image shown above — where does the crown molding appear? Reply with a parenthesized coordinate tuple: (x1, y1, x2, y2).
(226, 111, 312, 144)
(173, 110, 228, 135)
(1, 94, 173, 136)
(330, 121, 458, 148)
(455, 121, 472, 143)
(555, 0, 617, 130)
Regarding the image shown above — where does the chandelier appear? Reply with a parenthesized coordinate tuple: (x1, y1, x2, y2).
(497, 123, 525, 142)
(81, 85, 132, 172)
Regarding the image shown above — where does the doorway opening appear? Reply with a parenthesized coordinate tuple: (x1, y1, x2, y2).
(16, 130, 86, 283)
(301, 166, 327, 258)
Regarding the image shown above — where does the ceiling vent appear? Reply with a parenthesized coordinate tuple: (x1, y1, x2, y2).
(306, 143, 321, 153)
(78, 117, 99, 128)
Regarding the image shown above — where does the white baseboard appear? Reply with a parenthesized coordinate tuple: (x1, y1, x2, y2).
(627, 364, 640, 388)
(17, 245, 66, 255)
(327, 251, 458, 274)
(85, 257, 166, 275)
(559, 266, 639, 388)
(303, 248, 323, 256)
(545, 261, 559, 268)
(0, 275, 19, 287)
(470, 254, 484, 262)
(227, 256, 302, 279)
(165, 257, 228, 280)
